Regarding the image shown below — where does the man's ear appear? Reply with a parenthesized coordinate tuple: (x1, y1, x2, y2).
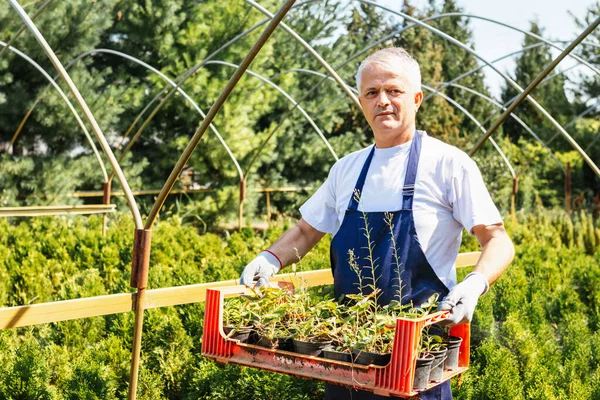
(414, 91, 423, 112)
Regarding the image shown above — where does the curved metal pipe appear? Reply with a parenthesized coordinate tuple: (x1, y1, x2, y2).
(115, 19, 270, 152)
(547, 103, 599, 146)
(112, 56, 338, 184)
(0, 41, 108, 182)
(468, 16, 600, 168)
(565, 103, 599, 130)
(117, 0, 323, 155)
(421, 12, 600, 76)
(0, 0, 54, 59)
(441, 82, 565, 174)
(206, 61, 339, 174)
(263, 9, 595, 100)
(420, 85, 518, 198)
(244, 0, 360, 108)
(72, 49, 243, 183)
(8, 0, 143, 229)
(357, 0, 600, 178)
(255, 67, 517, 183)
(144, 0, 296, 230)
(472, 52, 600, 142)
(423, 42, 546, 102)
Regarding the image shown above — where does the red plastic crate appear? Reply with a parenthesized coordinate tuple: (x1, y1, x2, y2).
(202, 285, 469, 398)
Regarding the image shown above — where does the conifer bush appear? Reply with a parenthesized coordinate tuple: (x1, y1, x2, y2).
(0, 211, 599, 398)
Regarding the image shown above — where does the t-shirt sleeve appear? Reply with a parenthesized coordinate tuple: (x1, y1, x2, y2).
(449, 156, 503, 235)
(299, 166, 339, 235)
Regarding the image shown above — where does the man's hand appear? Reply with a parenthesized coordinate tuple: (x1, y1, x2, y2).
(438, 272, 488, 326)
(239, 251, 281, 288)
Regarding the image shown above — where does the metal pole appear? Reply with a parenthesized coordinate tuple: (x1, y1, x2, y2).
(127, 229, 152, 400)
(144, 0, 297, 230)
(469, 16, 600, 167)
(239, 179, 246, 231)
(102, 181, 111, 236)
(266, 191, 271, 224)
(7, 0, 143, 229)
(566, 162, 572, 214)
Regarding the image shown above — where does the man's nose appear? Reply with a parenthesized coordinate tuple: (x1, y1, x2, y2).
(376, 91, 390, 106)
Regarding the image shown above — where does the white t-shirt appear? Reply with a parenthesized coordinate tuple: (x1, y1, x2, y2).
(299, 131, 502, 289)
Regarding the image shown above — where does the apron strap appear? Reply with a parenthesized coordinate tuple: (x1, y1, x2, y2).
(348, 145, 375, 211)
(402, 131, 422, 210)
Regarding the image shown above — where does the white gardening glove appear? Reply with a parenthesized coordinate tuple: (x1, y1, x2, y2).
(239, 251, 281, 288)
(438, 272, 489, 326)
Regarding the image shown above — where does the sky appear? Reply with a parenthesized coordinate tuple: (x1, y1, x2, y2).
(380, 0, 597, 98)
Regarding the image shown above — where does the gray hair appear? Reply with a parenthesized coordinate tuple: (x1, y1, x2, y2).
(355, 47, 422, 93)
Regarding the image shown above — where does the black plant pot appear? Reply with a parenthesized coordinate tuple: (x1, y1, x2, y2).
(223, 326, 252, 343)
(428, 347, 448, 383)
(413, 353, 434, 391)
(351, 349, 392, 366)
(443, 336, 463, 371)
(277, 337, 294, 351)
(292, 339, 332, 356)
(256, 335, 278, 349)
(321, 347, 352, 362)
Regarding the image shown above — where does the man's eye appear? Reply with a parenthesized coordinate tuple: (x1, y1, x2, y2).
(389, 90, 401, 96)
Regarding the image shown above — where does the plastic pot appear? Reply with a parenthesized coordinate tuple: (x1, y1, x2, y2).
(292, 339, 332, 356)
(443, 336, 463, 371)
(223, 326, 252, 343)
(351, 349, 392, 366)
(428, 347, 448, 383)
(321, 347, 352, 362)
(277, 337, 294, 351)
(256, 335, 278, 349)
(413, 353, 434, 391)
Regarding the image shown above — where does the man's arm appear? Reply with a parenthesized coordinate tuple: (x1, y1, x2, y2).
(267, 219, 326, 268)
(471, 223, 514, 286)
(439, 223, 514, 325)
(239, 219, 325, 287)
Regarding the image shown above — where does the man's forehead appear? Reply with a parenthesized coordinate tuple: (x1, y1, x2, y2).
(361, 65, 409, 88)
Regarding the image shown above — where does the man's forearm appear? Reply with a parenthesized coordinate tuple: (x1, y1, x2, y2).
(473, 228, 514, 286)
(267, 219, 325, 268)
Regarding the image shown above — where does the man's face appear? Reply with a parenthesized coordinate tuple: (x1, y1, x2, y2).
(358, 63, 423, 146)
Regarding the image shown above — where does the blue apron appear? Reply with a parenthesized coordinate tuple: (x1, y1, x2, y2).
(325, 132, 451, 400)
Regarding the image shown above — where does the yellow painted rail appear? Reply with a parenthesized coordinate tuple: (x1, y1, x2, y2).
(0, 204, 116, 217)
(0, 252, 481, 330)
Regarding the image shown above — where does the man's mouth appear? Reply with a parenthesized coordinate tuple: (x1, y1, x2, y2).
(376, 111, 394, 117)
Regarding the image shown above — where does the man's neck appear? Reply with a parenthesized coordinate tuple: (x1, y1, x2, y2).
(374, 127, 416, 149)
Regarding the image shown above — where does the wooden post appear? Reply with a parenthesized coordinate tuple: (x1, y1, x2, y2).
(102, 181, 111, 236)
(511, 176, 518, 225)
(128, 229, 152, 400)
(566, 162, 572, 214)
(239, 179, 246, 231)
(266, 191, 271, 225)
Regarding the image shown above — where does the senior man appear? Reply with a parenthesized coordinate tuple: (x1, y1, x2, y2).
(240, 47, 514, 399)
